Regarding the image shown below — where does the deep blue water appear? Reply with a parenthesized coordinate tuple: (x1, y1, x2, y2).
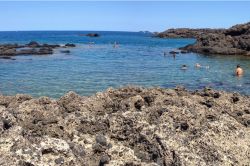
(0, 31, 250, 98)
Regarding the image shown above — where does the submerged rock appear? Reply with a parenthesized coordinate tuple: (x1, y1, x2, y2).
(60, 50, 70, 54)
(0, 56, 15, 60)
(0, 87, 250, 165)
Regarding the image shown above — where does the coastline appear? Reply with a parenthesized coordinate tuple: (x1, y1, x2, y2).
(157, 22, 250, 56)
(1, 1, 250, 165)
(1, 86, 249, 165)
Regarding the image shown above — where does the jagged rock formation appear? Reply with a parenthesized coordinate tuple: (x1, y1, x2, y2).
(157, 28, 225, 38)
(0, 41, 75, 57)
(158, 22, 250, 55)
(0, 86, 250, 165)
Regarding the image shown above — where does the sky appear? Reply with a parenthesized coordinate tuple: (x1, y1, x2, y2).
(0, 1, 249, 31)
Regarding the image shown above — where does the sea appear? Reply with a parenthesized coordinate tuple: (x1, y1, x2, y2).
(0, 31, 250, 98)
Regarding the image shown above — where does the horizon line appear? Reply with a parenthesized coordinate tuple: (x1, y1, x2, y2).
(0, 21, 248, 32)
(0, 30, 147, 33)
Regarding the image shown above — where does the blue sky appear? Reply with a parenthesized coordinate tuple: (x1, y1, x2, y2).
(0, 1, 249, 31)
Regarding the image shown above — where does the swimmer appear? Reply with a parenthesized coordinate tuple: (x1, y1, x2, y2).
(181, 65, 188, 70)
(173, 53, 176, 59)
(88, 42, 95, 48)
(195, 63, 201, 68)
(195, 63, 209, 69)
(113, 41, 119, 48)
(235, 64, 243, 76)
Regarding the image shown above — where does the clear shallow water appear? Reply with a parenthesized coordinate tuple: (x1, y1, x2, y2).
(0, 31, 250, 98)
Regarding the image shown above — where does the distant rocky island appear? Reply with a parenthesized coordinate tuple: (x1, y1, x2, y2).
(79, 33, 100, 37)
(0, 86, 249, 165)
(157, 22, 250, 55)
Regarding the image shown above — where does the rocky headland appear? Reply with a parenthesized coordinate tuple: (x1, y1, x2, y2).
(158, 22, 250, 55)
(0, 41, 76, 57)
(157, 28, 225, 39)
(0, 86, 250, 165)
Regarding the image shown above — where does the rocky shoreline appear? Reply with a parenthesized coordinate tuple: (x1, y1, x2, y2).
(0, 41, 76, 57)
(157, 28, 225, 39)
(0, 86, 250, 165)
(157, 22, 250, 55)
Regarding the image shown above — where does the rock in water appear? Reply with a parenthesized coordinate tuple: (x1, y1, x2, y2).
(60, 50, 70, 54)
(86, 33, 100, 37)
(65, 43, 76, 47)
(169, 51, 179, 54)
(26, 41, 40, 47)
(0, 87, 250, 165)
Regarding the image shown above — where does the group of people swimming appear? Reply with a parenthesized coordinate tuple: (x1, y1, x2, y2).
(87, 41, 119, 48)
(164, 51, 244, 77)
(181, 63, 244, 76)
(181, 63, 209, 70)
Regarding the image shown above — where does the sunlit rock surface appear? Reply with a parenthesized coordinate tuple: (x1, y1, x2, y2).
(0, 86, 250, 165)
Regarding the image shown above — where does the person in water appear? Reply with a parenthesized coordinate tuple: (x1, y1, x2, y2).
(181, 65, 188, 70)
(113, 41, 119, 48)
(195, 63, 209, 69)
(235, 64, 244, 76)
(195, 63, 201, 68)
(88, 42, 95, 48)
(173, 53, 176, 59)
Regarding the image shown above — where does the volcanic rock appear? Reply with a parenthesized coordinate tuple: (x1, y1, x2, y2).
(0, 42, 76, 56)
(157, 28, 225, 38)
(0, 48, 16, 56)
(42, 44, 60, 48)
(65, 43, 76, 47)
(26, 41, 40, 47)
(158, 22, 250, 55)
(0, 87, 249, 165)
(169, 51, 179, 54)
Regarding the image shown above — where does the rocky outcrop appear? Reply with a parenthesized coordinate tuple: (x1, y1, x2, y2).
(0, 42, 76, 56)
(85, 33, 100, 37)
(159, 22, 250, 55)
(26, 41, 41, 48)
(157, 28, 225, 38)
(65, 43, 76, 47)
(0, 86, 250, 165)
(86, 33, 100, 37)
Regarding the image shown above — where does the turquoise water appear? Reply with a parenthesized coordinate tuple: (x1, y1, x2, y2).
(0, 31, 250, 98)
